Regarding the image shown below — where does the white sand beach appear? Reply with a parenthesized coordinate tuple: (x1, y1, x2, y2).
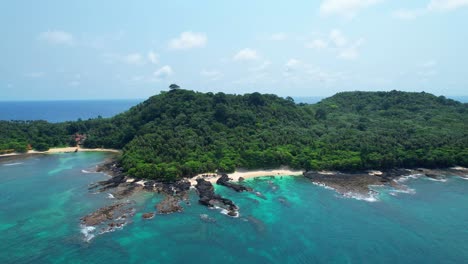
(188, 167, 304, 186)
(0, 147, 121, 158)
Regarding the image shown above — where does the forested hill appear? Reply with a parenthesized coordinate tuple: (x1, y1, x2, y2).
(1, 89, 467, 181)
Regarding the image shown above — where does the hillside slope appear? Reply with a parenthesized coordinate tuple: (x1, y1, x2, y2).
(1, 89, 467, 181)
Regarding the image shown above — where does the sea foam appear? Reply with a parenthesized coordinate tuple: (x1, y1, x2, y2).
(80, 225, 96, 242)
(2, 162, 23, 166)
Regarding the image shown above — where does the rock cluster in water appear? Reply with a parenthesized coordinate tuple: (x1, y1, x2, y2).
(216, 174, 253, 192)
(195, 178, 239, 217)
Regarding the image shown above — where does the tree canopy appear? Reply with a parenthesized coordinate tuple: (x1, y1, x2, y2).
(1, 89, 467, 181)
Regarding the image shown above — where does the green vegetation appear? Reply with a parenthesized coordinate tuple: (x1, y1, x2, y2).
(1, 89, 467, 181)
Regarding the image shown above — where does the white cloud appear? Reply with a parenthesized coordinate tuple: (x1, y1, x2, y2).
(421, 60, 437, 68)
(25, 72, 45, 78)
(284, 59, 304, 78)
(233, 48, 259, 61)
(154, 65, 174, 79)
(330, 29, 347, 47)
(338, 38, 365, 60)
(428, 0, 468, 11)
(305, 39, 329, 49)
(249, 61, 271, 72)
(39, 30, 74, 45)
(392, 9, 425, 19)
(201, 70, 223, 81)
(168, 32, 207, 50)
(394, 0, 468, 20)
(270, 33, 287, 41)
(320, 0, 383, 18)
(147, 51, 159, 64)
(123, 53, 144, 65)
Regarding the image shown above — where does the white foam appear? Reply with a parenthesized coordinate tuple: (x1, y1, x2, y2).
(312, 182, 335, 191)
(342, 191, 379, 202)
(80, 225, 96, 242)
(459, 177, 468, 181)
(395, 174, 422, 183)
(81, 169, 95, 174)
(213, 206, 239, 218)
(2, 162, 23, 166)
(107, 193, 115, 199)
(426, 177, 447, 182)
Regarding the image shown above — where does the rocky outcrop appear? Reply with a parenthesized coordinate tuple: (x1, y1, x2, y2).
(156, 195, 183, 214)
(216, 174, 252, 192)
(81, 202, 135, 228)
(195, 178, 239, 216)
(142, 212, 155, 219)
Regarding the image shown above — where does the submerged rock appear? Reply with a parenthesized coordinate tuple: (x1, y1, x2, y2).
(199, 214, 216, 223)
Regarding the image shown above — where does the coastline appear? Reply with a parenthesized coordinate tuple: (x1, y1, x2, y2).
(188, 167, 304, 186)
(0, 147, 121, 158)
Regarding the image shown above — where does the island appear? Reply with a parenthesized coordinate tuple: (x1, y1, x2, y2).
(1, 89, 467, 237)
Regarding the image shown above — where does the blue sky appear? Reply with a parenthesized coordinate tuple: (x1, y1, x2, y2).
(1, 0, 467, 100)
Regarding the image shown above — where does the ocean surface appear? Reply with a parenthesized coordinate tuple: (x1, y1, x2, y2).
(1, 152, 467, 263)
(0, 100, 142, 123)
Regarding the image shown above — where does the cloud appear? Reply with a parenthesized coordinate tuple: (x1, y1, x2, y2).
(428, 0, 468, 11)
(154, 65, 174, 79)
(394, 0, 468, 20)
(338, 38, 365, 60)
(305, 39, 329, 49)
(38, 30, 74, 45)
(123, 53, 144, 65)
(168, 32, 207, 50)
(25, 72, 45, 78)
(233, 48, 259, 61)
(320, 0, 383, 18)
(147, 51, 159, 64)
(330, 29, 348, 47)
(270, 33, 287, 41)
(201, 70, 223, 81)
(284, 59, 304, 78)
(421, 60, 437, 68)
(249, 61, 271, 72)
(392, 9, 425, 19)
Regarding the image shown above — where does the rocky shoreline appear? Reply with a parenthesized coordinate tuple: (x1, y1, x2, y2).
(303, 167, 468, 199)
(81, 158, 468, 241)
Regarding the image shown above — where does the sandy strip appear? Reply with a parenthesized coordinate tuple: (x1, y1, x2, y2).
(0, 147, 121, 158)
(188, 168, 304, 186)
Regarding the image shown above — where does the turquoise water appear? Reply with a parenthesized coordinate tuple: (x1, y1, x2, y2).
(1, 153, 467, 263)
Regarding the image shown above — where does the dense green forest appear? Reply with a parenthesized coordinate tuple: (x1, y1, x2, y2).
(1, 89, 467, 181)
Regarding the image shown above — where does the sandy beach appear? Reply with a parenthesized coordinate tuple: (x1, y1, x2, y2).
(188, 167, 304, 186)
(0, 147, 121, 158)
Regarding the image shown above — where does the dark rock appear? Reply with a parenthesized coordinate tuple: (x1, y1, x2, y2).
(156, 195, 183, 214)
(195, 178, 239, 214)
(238, 177, 245, 182)
(216, 174, 252, 192)
(142, 212, 155, 219)
(81, 202, 135, 227)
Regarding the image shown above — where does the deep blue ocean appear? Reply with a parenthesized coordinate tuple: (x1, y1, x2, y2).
(0, 100, 142, 122)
